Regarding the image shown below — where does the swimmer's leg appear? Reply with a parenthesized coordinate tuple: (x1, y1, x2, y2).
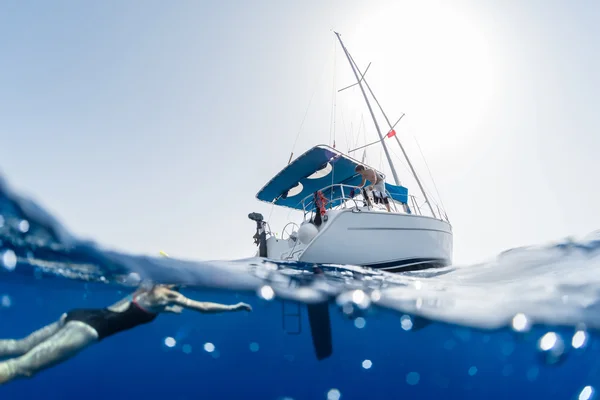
(0, 321, 98, 384)
(0, 314, 66, 358)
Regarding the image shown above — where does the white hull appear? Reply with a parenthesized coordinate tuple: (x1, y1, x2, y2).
(264, 208, 452, 272)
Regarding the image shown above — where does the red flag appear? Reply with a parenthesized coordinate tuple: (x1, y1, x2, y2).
(386, 129, 396, 138)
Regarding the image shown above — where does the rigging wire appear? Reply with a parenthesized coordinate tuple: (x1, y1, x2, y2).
(288, 49, 332, 164)
(329, 35, 337, 148)
(412, 133, 447, 214)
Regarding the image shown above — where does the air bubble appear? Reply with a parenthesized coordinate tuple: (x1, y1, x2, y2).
(415, 298, 423, 309)
(1, 250, 17, 271)
(539, 332, 559, 351)
(164, 337, 176, 347)
(511, 313, 530, 332)
(406, 372, 420, 385)
(327, 389, 341, 400)
(250, 342, 260, 352)
(572, 330, 588, 349)
(18, 220, 29, 233)
(354, 317, 366, 329)
(579, 386, 594, 400)
(468, 366, 477, 376)
(537, 332, 566, 365)
(182, 344, 192, 354)
(370, 290, 381, 302)
(124, 272, 141, 286)
(401, 315, 413, 331)
(1, 295, 11, 308)
(362, 360, 372, 369)
(352, 290, 371, 309)
(259, 285, 275, 300)
(204, 342, 215, 352)
(342, 303, 354, 315)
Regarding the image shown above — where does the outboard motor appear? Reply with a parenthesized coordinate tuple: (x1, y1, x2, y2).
(248, 212, 267, 257)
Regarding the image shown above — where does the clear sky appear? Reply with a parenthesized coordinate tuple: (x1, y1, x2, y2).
(1, 0, 598, 265)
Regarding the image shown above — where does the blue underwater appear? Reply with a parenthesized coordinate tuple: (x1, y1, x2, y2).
(0, 175, 599, 400)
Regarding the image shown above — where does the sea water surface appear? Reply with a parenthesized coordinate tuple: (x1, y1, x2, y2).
(0, 174, 599, 399)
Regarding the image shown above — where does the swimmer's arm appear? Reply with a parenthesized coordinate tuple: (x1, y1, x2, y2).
(173, 295, 252, 313)
(358, 175, 366, 188)
(108, 287, 147, 309)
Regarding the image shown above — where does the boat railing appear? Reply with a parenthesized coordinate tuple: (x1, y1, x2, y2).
(296, 183, 450, 223)
(298, 183, 404, 219)
(408, 194, 450, 223)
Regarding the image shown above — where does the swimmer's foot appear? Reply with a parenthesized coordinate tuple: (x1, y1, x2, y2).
(0, 361, 14, 385)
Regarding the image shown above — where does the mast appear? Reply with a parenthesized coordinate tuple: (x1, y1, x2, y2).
(334, 32, 401, 186)
(346, 52, 436, 217)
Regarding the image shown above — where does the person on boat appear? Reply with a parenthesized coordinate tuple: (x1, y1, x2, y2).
(354, 165, 391, 212)
(0, 284, 252, 385)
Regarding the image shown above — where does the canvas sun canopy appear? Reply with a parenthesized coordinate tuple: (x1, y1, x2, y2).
(255, 145, 409, 211)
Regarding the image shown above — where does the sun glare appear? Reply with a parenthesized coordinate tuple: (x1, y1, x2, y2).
(340, 1, 498, 152)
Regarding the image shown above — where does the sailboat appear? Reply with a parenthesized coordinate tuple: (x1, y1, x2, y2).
(247, 32, 454, 362)
(248, 32, 453, 273)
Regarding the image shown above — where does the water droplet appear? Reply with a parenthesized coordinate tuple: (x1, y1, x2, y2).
(1, 295, 12, 308)
(204, 342, 215, 353)
(511, 313, 530, 332)
(259, 285, 275, 300)
(250, 342, 260, 352)
(18, 220, 29, 233)
(572, 330, 588, 349)
(406, 372, 420, 385)
(579, 386, 594, 400)
(182, 344, 192, 354)
(327, 389, 341, 400)
(401, 315, 413, 331)
(362, 359, 372, 369)
(468, 366, 478, 376)
(1, 250, 17, 271)
(164, 337, 176, 347)
(354, 317, 366, 329)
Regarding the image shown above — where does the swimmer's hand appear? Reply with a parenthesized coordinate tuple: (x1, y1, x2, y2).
(233, 302, 252, 312)
(165, 305, 184, 314)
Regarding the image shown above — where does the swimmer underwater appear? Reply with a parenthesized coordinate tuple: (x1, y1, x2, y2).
(0, 283, 252, 384)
